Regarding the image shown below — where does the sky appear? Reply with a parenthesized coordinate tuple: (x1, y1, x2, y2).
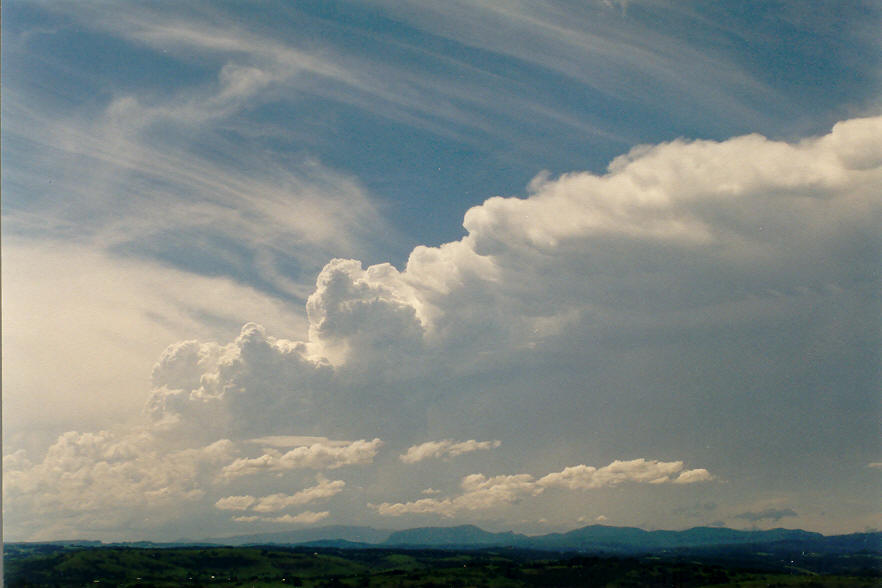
(2, 0, 881, 542)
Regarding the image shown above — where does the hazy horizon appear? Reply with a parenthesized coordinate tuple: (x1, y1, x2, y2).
(3, 0, 880, 542)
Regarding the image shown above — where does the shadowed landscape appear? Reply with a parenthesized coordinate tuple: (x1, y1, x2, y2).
(6, 524, 881, 587)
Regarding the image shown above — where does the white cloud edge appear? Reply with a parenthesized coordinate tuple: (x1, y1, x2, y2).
(221, 438, 384, 479)
(400, 439, 502, 463)
(232, 511, 330, 524)
(373, 458, 715, 517)
(215, 475, 345, 513)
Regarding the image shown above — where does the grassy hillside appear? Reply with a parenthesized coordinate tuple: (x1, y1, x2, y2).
(5, 544, 881, 587)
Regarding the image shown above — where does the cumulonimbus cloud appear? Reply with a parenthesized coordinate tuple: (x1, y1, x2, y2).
(143, 115, 882, 445)
(5, 116, 879, 539)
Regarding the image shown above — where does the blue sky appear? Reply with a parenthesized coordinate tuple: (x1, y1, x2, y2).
(2, 0, 881, 541)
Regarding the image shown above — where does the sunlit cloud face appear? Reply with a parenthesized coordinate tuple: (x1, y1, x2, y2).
(373, 459, 714, 518)
(400, 440, 502, 463)
(214, 475, 345, 513)
(3, 1, 881, 541)
(221, 439, 384, 479)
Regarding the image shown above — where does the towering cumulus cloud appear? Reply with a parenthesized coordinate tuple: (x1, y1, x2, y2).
(4, 117, 880, 539)
(143, 115, 880, 437)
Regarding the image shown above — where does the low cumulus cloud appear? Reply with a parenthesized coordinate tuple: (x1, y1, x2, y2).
(221, 438, 383, 479)
(537, 459, 712, 489)
(3, 430, 235, 538)
(3, 429, 368, 538)
(233, 511, 330, 525)
(373, 458, 713, 517)
(215, 475, 345, 513)
(215, 495, 257, 511)
(400, 439, 502, 463)
(734, 508, 798, 522)
(373, 473, 541, 517)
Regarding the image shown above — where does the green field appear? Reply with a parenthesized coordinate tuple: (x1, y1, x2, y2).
(5, 544, 880, 587)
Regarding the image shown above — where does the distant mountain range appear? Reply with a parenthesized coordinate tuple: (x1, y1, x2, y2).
(203, 525, 392, 546)
(189, 524, 881, 555)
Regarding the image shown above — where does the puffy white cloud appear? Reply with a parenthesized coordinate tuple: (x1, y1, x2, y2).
(233, 511, 330, 525)
(374, 473, 540, 517)
(145, 322, 334, 440)
(250, 476, 345, 513)
(265, 511, 330, 525)
(673, 468, 715, 484)
(536, 459, 692, 490)
(221, 438, 383, 479)
(216, 476, 344, 513)
(3, 430, 235, 538)
(306, 259, 429, 367)
(400, 439, 502, 463)
(215, 495, 256, 511)
(375, 458, 713, 517)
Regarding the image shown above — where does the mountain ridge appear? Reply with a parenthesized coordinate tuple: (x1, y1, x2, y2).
(186, 523, 881, 555)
